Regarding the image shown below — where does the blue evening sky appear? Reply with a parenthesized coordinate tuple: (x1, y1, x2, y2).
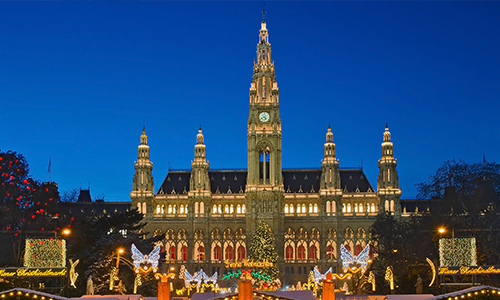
(1, 2, 499, 201)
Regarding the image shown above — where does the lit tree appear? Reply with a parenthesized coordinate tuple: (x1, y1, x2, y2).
(249, 221, 279, 282)
(0, 150, 66, 267)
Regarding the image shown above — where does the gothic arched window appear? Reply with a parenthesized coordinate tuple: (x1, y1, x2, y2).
(286, 245, 294, 261)
(309, 245, 318, 261)
(237, 245, 245, 260)
(297, 245, 306, 261)
(225, 246, 234, 260)
(213, 246, 221, 261)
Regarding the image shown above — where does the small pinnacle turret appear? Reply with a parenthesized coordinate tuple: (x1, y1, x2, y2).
(320, 125, 340, 193)
(190, 127, 210, 196)
(377, 124, 401, 215)
(131, 127, 154, 215)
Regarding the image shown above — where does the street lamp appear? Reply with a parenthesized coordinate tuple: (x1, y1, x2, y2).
(116, 248, 125, 273)
(110, 248, 126, 291)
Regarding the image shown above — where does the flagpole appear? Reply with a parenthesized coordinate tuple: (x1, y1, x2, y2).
(48, 157, 52, 182)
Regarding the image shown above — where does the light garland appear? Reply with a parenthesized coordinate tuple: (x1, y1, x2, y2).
(439, 238, 477, 267)
(24, 239, 66, 268)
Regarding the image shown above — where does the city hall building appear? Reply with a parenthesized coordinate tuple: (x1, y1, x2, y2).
(130, 17, 402, 287)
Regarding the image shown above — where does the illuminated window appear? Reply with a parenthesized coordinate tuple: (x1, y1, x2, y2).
(169, 245, 176, 260)
(237, 246, 246, 260)
(326, 245, 335, 260)
(180, 246, 188, 261)
(197, 245, 205, 260)
(309, 245, 318, 260)
(285, 245, 294, 261)
(224, 246, 233, 260)
(297, 245, 306, 260)
(213, 246, 221, 261)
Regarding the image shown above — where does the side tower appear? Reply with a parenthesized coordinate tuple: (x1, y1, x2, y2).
(246, 14, 285, 243)
(320, 125, 341, 193)
(131, 127, 154, 215)
(189, 127, 211, 213)
(377, 124, 401, 215)
(320, 125, 342, 213)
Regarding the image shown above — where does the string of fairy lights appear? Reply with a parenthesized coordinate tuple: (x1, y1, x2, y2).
(23, 239, 66, 268)
(439, 237, 477, 267)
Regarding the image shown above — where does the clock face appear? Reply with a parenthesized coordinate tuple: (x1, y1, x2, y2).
(259, 112, 270, 123)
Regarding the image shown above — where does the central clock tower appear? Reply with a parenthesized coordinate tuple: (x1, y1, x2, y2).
(246, 14, 284, 253)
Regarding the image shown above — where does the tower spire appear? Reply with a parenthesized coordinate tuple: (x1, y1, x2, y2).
(377, 124, 401, 215)
(320, 125, 340, 193)
(131, 127, 154, 215)
(190, 127, 210, 196)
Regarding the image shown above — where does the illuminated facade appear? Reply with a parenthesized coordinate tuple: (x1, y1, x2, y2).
(130, 18, 402, 286)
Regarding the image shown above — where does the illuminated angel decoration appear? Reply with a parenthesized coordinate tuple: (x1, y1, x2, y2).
(340, 244, 370, 273)
(69, 259, 79, 288)
(131, 243, 161, 273)
(203, 271, 218, 283)
(184, 268, 218, 286)
(367, 271, 375, 291)
(312, 266, 332, 283)
(385, 266, 394, 290)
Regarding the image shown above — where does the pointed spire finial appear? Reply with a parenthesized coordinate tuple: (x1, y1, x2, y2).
(197, 127, 204, 144)
(262, 6, 266, 22)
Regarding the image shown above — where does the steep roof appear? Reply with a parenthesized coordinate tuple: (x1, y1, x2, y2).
(158, 168, 374, 195)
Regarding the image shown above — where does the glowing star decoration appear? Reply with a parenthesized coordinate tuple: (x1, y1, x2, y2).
(131, 243, 160, 273)
(385, 266, 394, 290)
(69, 259, 79, 288)
(340, 244, 370, 273)
(313, 266, 332, 283)
(367, 271, 375, 291)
